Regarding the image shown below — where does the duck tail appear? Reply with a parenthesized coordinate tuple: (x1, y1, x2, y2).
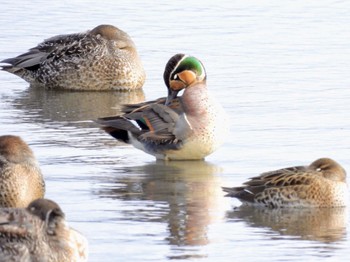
(95, 117, 141, 144)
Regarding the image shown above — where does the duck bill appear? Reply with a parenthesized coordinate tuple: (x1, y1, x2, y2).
(165, 89, 179, 105)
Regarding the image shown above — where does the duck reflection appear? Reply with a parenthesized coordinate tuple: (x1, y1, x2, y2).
(227, 205, 347, 243)
(10, 86, 145, 127)
(96, 161, 229, 246)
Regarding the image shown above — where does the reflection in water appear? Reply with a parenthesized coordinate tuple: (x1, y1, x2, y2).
(9, 86, 145, 126)
(2, 86, 146, 149)
(227, 205, 347, 243)
(96, 161, 228, 250)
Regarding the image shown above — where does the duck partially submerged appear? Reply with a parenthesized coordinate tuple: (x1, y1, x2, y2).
(96, 54, 229, 160)
(0, 135, 45, 208)
(223, 158, 348, 208)
(1, 24, 145, 90)
(0, 198, 88, 262)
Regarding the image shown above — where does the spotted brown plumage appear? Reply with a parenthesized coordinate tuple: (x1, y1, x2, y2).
(0, 135, 45, 208)
(0, 198, 88, 262)
(0, 24, 145, 90)
(223, 158, 348, 208)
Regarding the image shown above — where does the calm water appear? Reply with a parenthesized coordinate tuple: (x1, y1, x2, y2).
(1, 0, 350, 261)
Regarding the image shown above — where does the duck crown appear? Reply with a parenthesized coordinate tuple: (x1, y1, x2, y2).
(309, 157, 346, 182)
(163, 54, 206, 89)
(89, 24, 135, 49)
(0, 135, 34, 163)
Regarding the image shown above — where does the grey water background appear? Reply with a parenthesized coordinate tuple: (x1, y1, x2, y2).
(1, 0, 350, 261)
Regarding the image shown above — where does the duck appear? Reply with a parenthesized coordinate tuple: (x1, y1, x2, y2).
(96, 53, 229, 160)
(0, 24, 145, 90)
(223, 158, 348, 208)
(0, 135, 45, 208)
(0, 198, 88, 262)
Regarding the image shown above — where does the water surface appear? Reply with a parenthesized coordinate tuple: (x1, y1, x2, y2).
(1, 1, 350, 261)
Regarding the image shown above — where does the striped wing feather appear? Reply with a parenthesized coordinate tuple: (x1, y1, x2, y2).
(223, 165, 318, 204)
(97, 97, 188, 145)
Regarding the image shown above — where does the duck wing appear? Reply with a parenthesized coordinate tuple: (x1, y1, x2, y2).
(223, 165, 315, 204)
(96, 97, 192, 145)
(0, 242, 30, 262)
(0, 209, 36, 238)
(1, 32, 89, 70)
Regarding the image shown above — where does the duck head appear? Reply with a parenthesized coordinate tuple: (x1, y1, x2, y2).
(27, 198, 65, 235)
(163, 54, 207, 105)
(309, 158, 347, 182)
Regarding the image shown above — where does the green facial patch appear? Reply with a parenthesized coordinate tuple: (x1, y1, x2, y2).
(175, 56, 204, 76)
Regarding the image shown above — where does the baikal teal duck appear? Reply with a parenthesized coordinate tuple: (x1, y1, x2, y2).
(0, 24, 145, 90)
(0, 198, 88, 262)
(223, 158, 348, 208)
(96, 54, 229, 160)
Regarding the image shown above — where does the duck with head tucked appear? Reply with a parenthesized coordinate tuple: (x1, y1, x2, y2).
(0, 24, 145, 90)
(223, 158, 348, 208)
(0, 198, 88, 262)
(96, 54, 229, 160)
(0, 135, 45, 208)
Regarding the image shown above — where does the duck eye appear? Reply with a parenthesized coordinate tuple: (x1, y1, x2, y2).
(173, 74, 178, 80)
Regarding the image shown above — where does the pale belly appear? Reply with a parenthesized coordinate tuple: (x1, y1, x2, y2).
(157, 131, 227, 161)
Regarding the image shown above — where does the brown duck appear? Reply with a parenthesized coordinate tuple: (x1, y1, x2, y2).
(223, 158, 348, 208)
(0, 135, 45, 208)
(0, 198, 88, 262)
(1, 24, 145, 90)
